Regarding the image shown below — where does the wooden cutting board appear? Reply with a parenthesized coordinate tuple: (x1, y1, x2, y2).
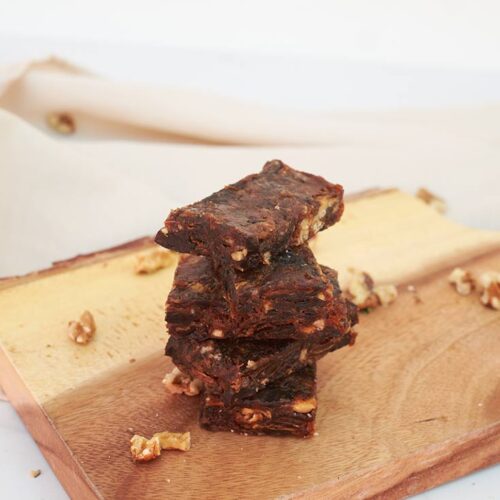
(0, 189, 499, 499)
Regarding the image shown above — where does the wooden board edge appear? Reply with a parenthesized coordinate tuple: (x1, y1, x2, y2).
(0, 236, 154, 291)
(0, 345, 101, 500)
(290, 422, 500, 500)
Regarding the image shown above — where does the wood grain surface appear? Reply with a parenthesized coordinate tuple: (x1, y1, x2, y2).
(0, 190, 499, 499)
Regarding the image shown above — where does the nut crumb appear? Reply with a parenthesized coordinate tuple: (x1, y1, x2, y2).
(479, 271, 500, 310)
(373, 284, 398, 307)
(30, 469, 41, 478)
(46, 112, 76, 135)
(127, 427, 135, 434)
(135, 249, 174, 274)
(154, 431, 191, 451)
(231, 248, 248, 262)
(344, 269, 397, 310)
(299, 348, 308, 363)
(162, 367, 203, 396)
(130, 435, 161, 462)
(211, 329, 224, 338)
(246, 360, 257, 370)
(130, 431, 190, 462)
(448, 268, 476, 296)
(292, 397, 317, 413)
(67, 310, 96, 345)
(416, 188, 447, 213)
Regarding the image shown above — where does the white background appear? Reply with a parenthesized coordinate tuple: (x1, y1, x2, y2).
(1, 2, 499, 499)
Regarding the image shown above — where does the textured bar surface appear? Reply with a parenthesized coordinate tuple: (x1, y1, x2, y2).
(155, 160, 343, 300)
(166, 246, 356, 340)
(166, 327, 355, 396)
(200, 365, 317, 437)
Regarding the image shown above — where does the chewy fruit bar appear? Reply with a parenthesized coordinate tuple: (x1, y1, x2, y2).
(166, 327, 355, 397)
(155, 160, 343, 302)
(166, 246, 355, 341)
(200, 364, 317, 437)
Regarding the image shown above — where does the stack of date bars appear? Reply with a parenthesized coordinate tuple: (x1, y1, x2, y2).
(155, 160, 358, 437)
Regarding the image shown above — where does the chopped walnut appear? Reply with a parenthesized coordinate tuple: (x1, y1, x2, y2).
(479, 271, 500, 310)
(130, 431, 190, 462)
(30, 469, 41, 478)
(448, 268, 476, 296)
(154, 431, 191, 451)
(344, 269, 378, 309)
(295, 196, 336, 244)
(373, 284, 398, 306)
(262, 300, 273, 313)
(344, 269, 398, 310)
(292, 397, 317, 413)
(162, 367, 203, 396)
(190, 282, 205, 293)
(416, 188, 447, 214)
(46, 112, 76, 135)
(135, 249, 174, 274)
(262, 251, 272, 265)
(299, 348, 308, 363)
(236, 408, 272, 425)
(130, 435, 162, 462)
(231, 248, 248, 262)
(67, 310, 96, 345)
(312, 318, 325, 330)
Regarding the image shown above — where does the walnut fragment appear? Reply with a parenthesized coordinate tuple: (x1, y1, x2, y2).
(448, 267, 476, 296)
(416, 188, 447, 214)
(154, 431, 191, 451)
(162, 367, 203, 396)
(344, 269, 398, 310)
(373, 284, 398, 307)
(130, 435, 162, 462)
(67, 310, 96, 345)
(135, 249, 175, 274)
(46, 112, 76, 135)
(479, 271, 500, 310)
(130, 431, 191, 462)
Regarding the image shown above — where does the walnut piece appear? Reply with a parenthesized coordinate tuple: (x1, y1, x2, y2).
(154, 431, 191, 451)
(46, 112, 76, 135)
(344, 269, 398, 310)
(416, 188, 447, 214)
(448, 268, 476, 296)
(130, 435, 162, 462)
(135, 249, 174, 274)
(231, 248, 248, 262)
(292, 397, 317, 413)
(344, 269, 378, 309)
(295, 196, 336, 244)
(130, 431, 190, 462)
(211, 329, 224, 338)
(162, 367, 203, 396)
(30, 469, 42, 478)
(373, 284, 398, 306)
(67, 310, 96, 345)
(479, 271, 500, 310)
(236, 408, 272, 426)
